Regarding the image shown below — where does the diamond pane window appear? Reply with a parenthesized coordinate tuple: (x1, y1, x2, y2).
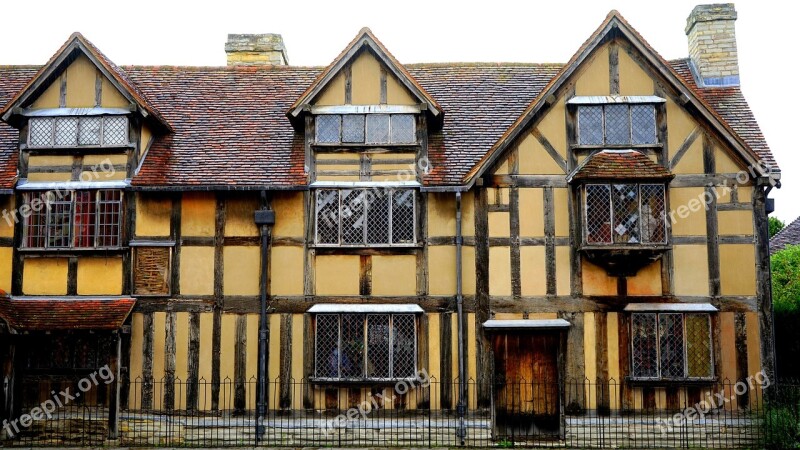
(631, 105, 657, 144)
(605, 105, 630, 145)
(315, 188, 416, 246)
(366, 114, 391, 144)
(366, 190, 391, 244)
(21, 190, 123, 249)
(585, 185, 612, 244)
(659, 313, 685, 378)
(613, 184, 640, 243)
(79, 117, 102, 145)
(685, 314, 712, 378)
(342, 114, 366, 143)
(578, 106, 603, 145)
(102, 116, 128, 146)
(585, 184, 667, 246)
(631, 313, 658, 378)
(631, 312, 713, 380)
(316, 115, 341, 143)
(315, 315, 340, 378)
(341, 190, 366, 244)
(577, 104, 658, 146)
(28, 118, 54, 147)
(390, 114, 416, 144)
(316, 190, 340, 244)
(54, 117, 79, 146)
(640, 184, 666, 243)
(316, 313, 417, 381)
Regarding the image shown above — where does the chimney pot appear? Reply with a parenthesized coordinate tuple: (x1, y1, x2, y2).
(686, 4, 739, 86)
(225, 34, 289, 66)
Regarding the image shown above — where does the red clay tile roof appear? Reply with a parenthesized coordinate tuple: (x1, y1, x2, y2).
(569, 150, 673, 182)
(0, 60, 778, 188)
(0, 296, 135, 331)
(771, 216, 800, 255)
(0, 66, 38, 189)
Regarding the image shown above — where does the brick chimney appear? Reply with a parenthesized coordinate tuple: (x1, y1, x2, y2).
(685, 4, 739, 86)
(225, 34, 289, 66)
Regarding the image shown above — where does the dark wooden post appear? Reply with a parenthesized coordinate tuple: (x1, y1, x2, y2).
(108, 332, 122, 439)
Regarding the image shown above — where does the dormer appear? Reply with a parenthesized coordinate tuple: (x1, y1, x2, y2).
(288, 28, 442, 185)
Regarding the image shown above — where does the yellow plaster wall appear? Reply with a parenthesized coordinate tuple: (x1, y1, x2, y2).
(314, 72, 345, 106)
(315, 255, 359, 295)
(65, 55, 97, 108)
(618, 46, 655, 95)
(386, 73, 416, 105)
(100, 76, 128, 108)
(135, 195, 172, 237)
(488, 211, 510, 237)
(246, 314, 259, 407)
(583, 312, 597, 410)
(556, 246, 571, 296)
(745, 312, 763, 408)
(76, 257, 122, 295)
(462, 191, 476, 236)
(270, 246, 304, 296)
(427, 193, 455, 237)
(31, 77, 60, 109)
(291, 314, 305, 408)
(80, 168, 126, 181)
(223, 247, 261, 295)
(22, 258, 68, 295)
(520, 246, 546, 296)
(0, 196, 14, 238)
(152, 312, 166, 410)
(371, 255, 416, 295)
(518, 188, 544, 237)
(428, 313, 441, 407)
(718, 210, 753, 235)
(181, 193, 216, 237)
(517, 133, 564, 175)
(128, 313, 143, 408)
(715, 145, 744, 174)
(537, 98, 567, 158)
(272, 192, 305, 237)
(672, 245, 709, 296)
(180, 247, 215, 295)
(626, 260, 661, 296)
(666, 98, 695, 158)
(199, 312, 214, 410)
(462, 246, 477, 295)
(669, 187, 707, 236)
(225, 195, 260, 237)
(607, 312, 620, 399)
(28, 172, 72, 182)
(575, 45, 610, 96)
(719, 244, 756, 295)
(267, 314, 281, 409)
(174, 312, 190, 409)
(738, 186, 753, 204)
(672, 137, 704, 174)
(582, 259, 617, 296)
(220, 314, 237, 388)
(719, 313, 738, 405)
(351, 51, 381, 105)
(140, 125, 153, 159)
(554, 188, 570, 237)
(84, 154, 127, 166)
(489, 247, 511, 296)
(0, 248, 12, 292)
(28, 155, 73, 167)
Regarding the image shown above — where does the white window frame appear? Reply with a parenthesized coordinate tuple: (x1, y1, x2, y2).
(583, 183, 667, 245)
(630, 312, 714, 381)
(313, 313, 418, 382)
(314, 188, 418, 247)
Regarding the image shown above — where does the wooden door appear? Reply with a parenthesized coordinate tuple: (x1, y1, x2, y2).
(492, 332, 560, 438)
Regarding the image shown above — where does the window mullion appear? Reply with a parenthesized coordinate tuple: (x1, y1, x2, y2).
(601, 106, 607, 145)
(655, 313, 661, 379)
(628, 106, 633, 144)
(389, 189, 394, 245)
(337, 191, 343, 246)
(608, 184, 614, 244)
(99, 116, 105, 146)
(337, 315, 342, 379)
(637, 185, 643, 243)
(362, 189, 368, 245)
(682, 313, 689, 378)
(362, 316, 368, 378)
(94, 191, 101, 248)
(388, 314, 394, 379)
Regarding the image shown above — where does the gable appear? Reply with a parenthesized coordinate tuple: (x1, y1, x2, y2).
(314, 49, 416, 107)
(471, 12, 766, 186)
(29, 54, 128, 109)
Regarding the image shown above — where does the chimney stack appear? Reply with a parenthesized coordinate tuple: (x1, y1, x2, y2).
(685, 4, 739, 86)
(225, 34, 289, 66)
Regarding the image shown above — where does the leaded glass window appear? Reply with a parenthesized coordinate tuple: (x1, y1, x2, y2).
(631, 312, 713, 379)
(28, 116, 129, 147)
(577, 104, 658, 146)
(314, 114, 416, 145)
(315, 188, 416, 246)
(315, 313, 417, 380)
(585, 184, 666, 245)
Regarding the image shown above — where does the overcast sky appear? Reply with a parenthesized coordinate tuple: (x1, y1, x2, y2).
(1, 0, 797, 223)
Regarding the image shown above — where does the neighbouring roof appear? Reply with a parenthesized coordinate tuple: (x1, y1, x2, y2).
(771, 216, 800, 255)
(568, 149, 674, 182)
(0, 35, 778, 189)
(0, 295, 136, 331)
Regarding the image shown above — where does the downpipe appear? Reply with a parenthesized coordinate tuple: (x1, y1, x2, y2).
(455, 191, 467, 444)
(254, 190, 274, 441)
